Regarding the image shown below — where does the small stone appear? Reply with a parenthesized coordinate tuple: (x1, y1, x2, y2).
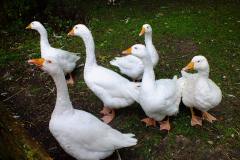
(226, 94, 236, 98)
(208, 140, 214, 145)
(13, 115, 20, 119)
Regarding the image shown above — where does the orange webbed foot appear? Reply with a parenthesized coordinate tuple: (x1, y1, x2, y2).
(101, 115, 114, 124)
(191, 115, 202, 126)
(66, 78, 74, 85)
(101, 109, 115, 124)
(202, 112, 217, 123)
(100, 107, 111, 115)
(141, 118, 156, 127)
(66, 73, 75, 85)
(159, 120, 171, 131)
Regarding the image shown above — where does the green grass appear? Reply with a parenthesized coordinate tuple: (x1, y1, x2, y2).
(1, 0, 240, 159)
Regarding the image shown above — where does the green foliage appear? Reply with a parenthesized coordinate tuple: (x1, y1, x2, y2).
(1, 0, 37, 22)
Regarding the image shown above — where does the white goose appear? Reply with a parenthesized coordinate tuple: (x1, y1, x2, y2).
(28, 58, 137, 160)
(181, 55, 222, 126)
(26, 21, 80, 84)
(68, 24, 140, 124)
(110, 24, 159, 81)
(139, 24, 159, 67)
(122, 44, 181, 131)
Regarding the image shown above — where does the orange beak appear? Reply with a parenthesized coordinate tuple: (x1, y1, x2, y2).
(26, 23, 32, 29)
(139, 27, 145, 36)
(122, 47, 132, 55)
(28, 58, 45, 67)
(183, 62, 194, 71)
(68, 28, 75, 36)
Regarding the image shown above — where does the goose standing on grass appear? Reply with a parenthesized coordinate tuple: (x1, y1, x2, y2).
(28, 58, 137, 160)
(122, 44, 181, 131)
(181, 55, 222, 126)
(68, 24, 140, 124)
(110, 24, 159, 81)
(26, 21, 80, 84)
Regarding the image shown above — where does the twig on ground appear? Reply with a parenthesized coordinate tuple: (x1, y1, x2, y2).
(3, 88, 25, 102)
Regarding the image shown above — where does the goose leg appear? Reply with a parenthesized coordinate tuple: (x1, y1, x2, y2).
(66, 73, 74, 85)
(202, 111, 217, 123)
(141, 117, 156, 127)
(159, 116, 171, 131)
(116, 150, 121, 160)
(190, 107, 202, 126)
(101, 108, 115, 124)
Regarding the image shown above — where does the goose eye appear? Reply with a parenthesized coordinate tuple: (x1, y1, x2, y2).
(47, 60, 52, 63)
(134, 47, 138, 50)
(197, 60, 200, 63)
(75, 26, 78, 29)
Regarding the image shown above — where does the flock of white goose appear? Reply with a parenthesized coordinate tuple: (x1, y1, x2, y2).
(26, 21, 222, 160)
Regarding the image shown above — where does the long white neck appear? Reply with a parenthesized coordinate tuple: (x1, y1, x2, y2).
(80, 31, 97, 71)
(197, 67, 210, 78)
(36, 26, 51, 54)
(51, 70, 73, 115)
(141, 55, 156, 93)
(145, 32, 159, 66)
(145, 32, 153, 46)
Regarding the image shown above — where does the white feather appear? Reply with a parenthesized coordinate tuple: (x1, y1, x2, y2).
(29, 21, 80, 75)
(181, 56, 222, 112)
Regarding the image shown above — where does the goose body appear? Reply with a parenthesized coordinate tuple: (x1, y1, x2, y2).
(26, 21, 80, 84)
(181, 72, 222, 111)
(28, 58, 137, 160)
(84, 65, 140, 108)
(181, 55, 222, 126)
(139, 78, 180, 121)
(68, 24, 140, 123)
(110, 24, 159, 80)
(110, 55, 144, 80)
(122, 44, 180, 130)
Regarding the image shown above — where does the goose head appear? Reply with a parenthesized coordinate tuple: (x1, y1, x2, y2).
(183, 55, 209, 72)
(122, 44, 148, 59)
(139, 24, 152, 36)
(68, 24, 90, 38)
(28, 58, 62, 76)
(26, 21, 44, 31)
